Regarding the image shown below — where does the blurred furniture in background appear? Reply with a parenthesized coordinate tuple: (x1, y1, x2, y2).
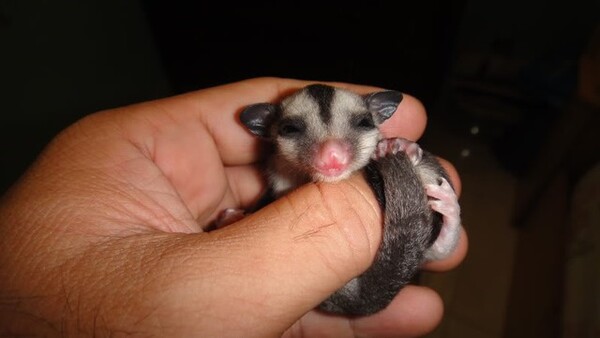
(504, 25, 600, 338)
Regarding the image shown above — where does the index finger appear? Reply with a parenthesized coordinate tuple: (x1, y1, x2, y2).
(162, 77, 428, 165)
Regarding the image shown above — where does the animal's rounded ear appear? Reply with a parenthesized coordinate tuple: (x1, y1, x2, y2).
(240, 103, 277, 138)
(365, 90, 403, 122)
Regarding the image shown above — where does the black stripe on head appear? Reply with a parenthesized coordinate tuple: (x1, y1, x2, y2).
(305, 84, 335, 124)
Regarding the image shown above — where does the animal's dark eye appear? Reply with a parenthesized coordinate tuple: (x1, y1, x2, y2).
(354, 114, 375, 130)
(278, 118, 306, 138)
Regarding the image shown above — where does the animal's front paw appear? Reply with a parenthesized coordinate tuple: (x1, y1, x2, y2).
(372, 137, 423, 165)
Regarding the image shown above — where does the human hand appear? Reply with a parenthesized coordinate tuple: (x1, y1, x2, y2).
(0, 77, 467, 337)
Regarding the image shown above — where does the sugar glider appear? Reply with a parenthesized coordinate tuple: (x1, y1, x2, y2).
(237, 84, 461, 316)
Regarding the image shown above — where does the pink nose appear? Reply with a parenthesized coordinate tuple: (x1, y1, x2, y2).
(314, 139, 352, 177)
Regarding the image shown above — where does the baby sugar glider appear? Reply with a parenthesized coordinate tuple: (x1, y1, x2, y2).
(239, 84, 461, 316)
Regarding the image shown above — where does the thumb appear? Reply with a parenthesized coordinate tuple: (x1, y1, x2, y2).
(198, 173, 383, 335)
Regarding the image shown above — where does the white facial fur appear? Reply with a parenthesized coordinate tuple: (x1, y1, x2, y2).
(270, 87, 383, 194)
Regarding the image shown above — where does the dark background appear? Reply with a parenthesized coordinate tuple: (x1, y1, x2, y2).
(1, 1, 598, 337)
(0, 1, 596, 193)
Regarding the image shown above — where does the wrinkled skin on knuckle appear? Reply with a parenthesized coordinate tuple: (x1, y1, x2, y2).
(301, 177, 383, 281)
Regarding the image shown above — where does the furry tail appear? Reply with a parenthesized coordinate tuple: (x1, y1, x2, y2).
(319, 151, 440, 315)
